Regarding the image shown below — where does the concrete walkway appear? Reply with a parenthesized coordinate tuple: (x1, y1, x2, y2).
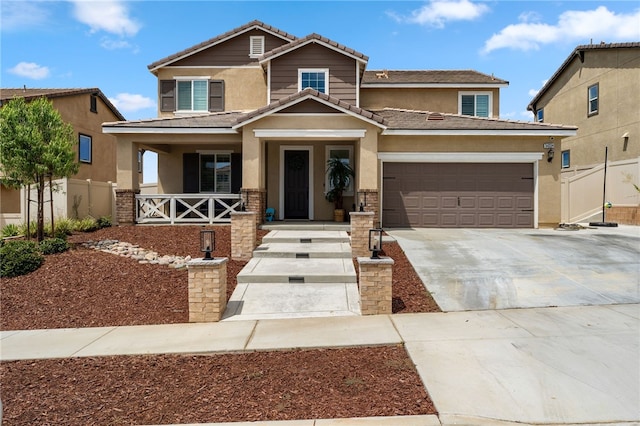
(2, 304, 638, 425)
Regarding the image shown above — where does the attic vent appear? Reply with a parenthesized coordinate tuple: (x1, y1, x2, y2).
(427, 113, 444, 121)
(249, 36, 265, 57)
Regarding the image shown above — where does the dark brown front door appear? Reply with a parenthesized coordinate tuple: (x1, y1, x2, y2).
(284, 150, 309, 219)
(383, 162, 534, 228)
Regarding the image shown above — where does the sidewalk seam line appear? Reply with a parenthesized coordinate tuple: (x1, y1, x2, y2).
(243, 320, 259, 350)
(69, 326, 119, 357)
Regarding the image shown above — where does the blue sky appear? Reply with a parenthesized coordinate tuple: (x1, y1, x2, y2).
(2, 0, 639, 181)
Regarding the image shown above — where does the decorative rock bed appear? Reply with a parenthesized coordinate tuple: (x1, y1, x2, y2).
(81, 240, 191, 269)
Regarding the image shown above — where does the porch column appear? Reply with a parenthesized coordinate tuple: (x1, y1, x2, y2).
(242, 128, 266, 225)
(115, 137, 140, 225)
(357, 130, 380, 227)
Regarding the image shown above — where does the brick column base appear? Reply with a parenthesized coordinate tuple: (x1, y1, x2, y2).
(357, 189, 380, 227)
(187, 258, 228, 322)
(357, 256, 394, 315)
(350, 211, 374, 258)
(231, 212, 257, 260)
(243, 188, 266, 226)
(115, 189, 139, 225)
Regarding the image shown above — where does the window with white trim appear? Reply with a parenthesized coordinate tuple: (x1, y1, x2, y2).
(177, 79, 208, 111)
(79, 134, 92, 163)
(588, 83, 599, 116)
(325, 146, 354, 196)
(249, 36, 265, 57)
(561, 150, 570, 169)
(200, 153, 231, 193)
(459, 92, 492, 117)
(299, 69, 329, 94)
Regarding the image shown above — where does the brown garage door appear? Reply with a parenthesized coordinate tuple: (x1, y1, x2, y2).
(383, 163, 534, 228)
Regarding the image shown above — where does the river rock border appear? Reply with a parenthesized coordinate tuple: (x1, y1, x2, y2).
(81, 240, 191, 269)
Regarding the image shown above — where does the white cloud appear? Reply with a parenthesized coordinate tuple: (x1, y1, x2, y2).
(71, 0, 140, 37)
(1, 1, 50, 32)
(388, 0, 489, 28)
(8, 62, 50, 80)
(109, 93, 154, 113)
(100, 37, 132, 50)
(528, 80, 548, 98)
(483, 6, 640, 53)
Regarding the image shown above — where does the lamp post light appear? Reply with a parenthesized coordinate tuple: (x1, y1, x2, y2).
(200, 229, 215, 260)
(357, 191, 368, 212)
(368, 228, 383, 259)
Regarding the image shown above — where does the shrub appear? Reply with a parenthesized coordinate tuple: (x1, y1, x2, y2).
(18, 221, 38, 238)
(0, 240, 44, 278)
(53, 218, 75, 238)
(1, 223, 20, 238)
(97, 216, 112, 229)
(77, 216, 99, 232)
(39, 237, 70, 255)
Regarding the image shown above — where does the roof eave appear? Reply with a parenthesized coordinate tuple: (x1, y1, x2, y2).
(361, 83, 509, 89)
(382, 129, 577, 137)
(102, 125, 238, 135)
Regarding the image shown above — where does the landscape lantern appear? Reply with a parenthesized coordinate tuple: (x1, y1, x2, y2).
(368, 228, 383, 259)
(200, 229, 215, 260)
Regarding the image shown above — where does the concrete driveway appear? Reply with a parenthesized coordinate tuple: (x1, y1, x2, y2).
(388, 226, 640, 312)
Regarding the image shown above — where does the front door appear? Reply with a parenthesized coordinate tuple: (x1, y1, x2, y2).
(284, 150, 309, 219)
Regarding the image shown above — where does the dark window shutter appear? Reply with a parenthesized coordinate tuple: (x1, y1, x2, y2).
(209, 80, 224, 112)
(231, 153, 242, 194)
(160, 80, 176, 112)
(183, 153, 199, 193)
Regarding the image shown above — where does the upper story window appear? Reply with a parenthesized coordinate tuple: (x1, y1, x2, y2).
(79, 134, 92, 164)
(177, 79, 208, 111)
(249, 36, 265, 57)
(161, 79, 224, 113)
(536, 108, 544, 122)
(299, 69, 329, 94)
(459, 92, 492, 118)
(588, 83, 599, 116)
(90, 94, 97, 113)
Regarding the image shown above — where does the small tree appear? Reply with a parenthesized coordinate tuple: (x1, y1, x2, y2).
(0, 97, 78, 241)
(325, 156, 355, 210)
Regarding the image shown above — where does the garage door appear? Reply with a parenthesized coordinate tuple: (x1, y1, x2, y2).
(382, 163, 534, 228)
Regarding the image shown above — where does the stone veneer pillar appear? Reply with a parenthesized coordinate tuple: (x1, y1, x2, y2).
(357, 256, 394, 315)
(606, 206, 640, 225)
(187, 258, 228, 322)
(350, 211, 374, 258)
(231, 211, 257, 261)
(243, 188, 266, 226)
(115, 189, 139, 225)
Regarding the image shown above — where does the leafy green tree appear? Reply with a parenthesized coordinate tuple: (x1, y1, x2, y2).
(0, 97, 79, 241)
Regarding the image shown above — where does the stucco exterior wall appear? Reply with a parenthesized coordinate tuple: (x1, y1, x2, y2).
(156, 67, 268, 117)
(535, 47, 640, 169)
(52, 94, 120, 182)
(360, 87, 501, 117)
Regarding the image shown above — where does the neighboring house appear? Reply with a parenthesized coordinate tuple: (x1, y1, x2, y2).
(104, 20, 576, 229)
(527, 42, 640, 224)
(0, 88, 126, 227)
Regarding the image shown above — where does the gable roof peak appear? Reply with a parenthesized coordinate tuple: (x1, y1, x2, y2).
(259, 32, 369, 64)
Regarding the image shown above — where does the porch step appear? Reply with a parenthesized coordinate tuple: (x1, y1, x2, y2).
(236, 257, 357, 284)
(253, 242, 352, 258)
(261, 230, 350, 244)
(260, 222, 350, 232)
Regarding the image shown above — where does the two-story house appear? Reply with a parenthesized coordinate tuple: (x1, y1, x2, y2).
(105, 20, 576, 228)
(0, 88, 125, 226)
(527, 42, 640, 224)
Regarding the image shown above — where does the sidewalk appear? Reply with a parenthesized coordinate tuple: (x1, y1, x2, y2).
(2, 304, 639, 425)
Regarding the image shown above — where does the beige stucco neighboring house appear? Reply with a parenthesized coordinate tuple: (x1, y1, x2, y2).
(0, 88, 126, 227)
(527, 42, 640, 224)
(104, 20, 576, 229)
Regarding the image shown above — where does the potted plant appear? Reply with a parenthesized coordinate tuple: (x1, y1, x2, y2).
(325, 156, 355, 222)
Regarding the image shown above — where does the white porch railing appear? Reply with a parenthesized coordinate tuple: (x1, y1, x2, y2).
(135, 193, 242, 224)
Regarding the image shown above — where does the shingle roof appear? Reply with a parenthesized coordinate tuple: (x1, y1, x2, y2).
(147, 20, 297, 71)
(361, 70, 508, 85)
(0, 87, 125, 121)
(374, 108, 577, 132)
(527, 42, 640, 111)
(103, 111, 245, 129)
(233, 88, 384, 128)
(259, 33, 368, 63)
